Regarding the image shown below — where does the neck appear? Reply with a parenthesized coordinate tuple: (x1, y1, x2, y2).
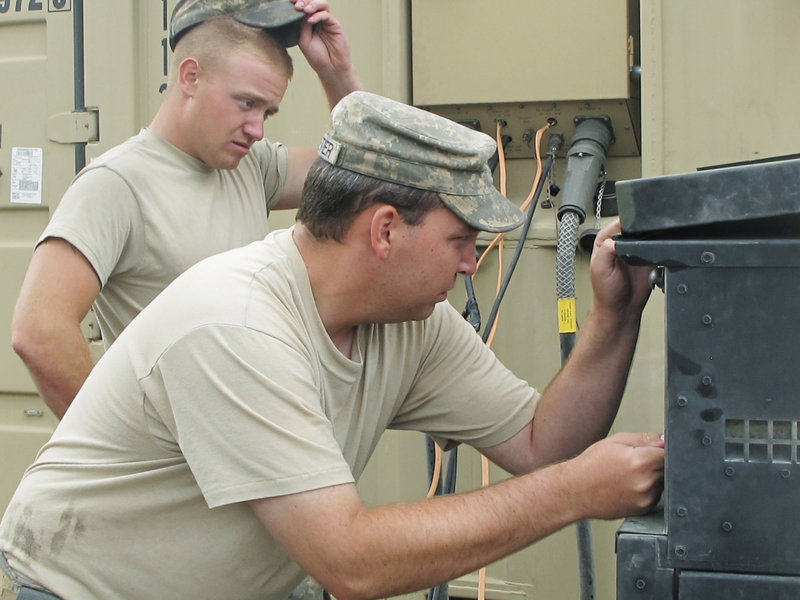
(148, 95, 188, 153)
(293, 225, 368, 356)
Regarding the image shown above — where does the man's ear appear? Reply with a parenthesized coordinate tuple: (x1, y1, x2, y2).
(177, 57, 201, 96)
(370, 204, 401, 261)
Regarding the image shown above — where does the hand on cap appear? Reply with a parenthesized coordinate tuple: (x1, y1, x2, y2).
(291, 0, 361, 106)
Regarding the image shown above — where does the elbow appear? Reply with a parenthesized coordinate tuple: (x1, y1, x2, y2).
(11, 312, 55, 368)
(321, 577, 378, 600)
(311, 560, 394, 600)
(11, 320, 35, 363)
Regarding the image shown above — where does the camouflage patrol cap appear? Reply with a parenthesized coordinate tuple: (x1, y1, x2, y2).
(317, 91, 525, 233)
(169, 0, 304, 50)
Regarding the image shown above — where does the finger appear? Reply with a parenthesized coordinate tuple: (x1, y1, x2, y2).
(635, 446, 666, 468)
(295, 1, 331, 16)
(305, 10, 333, 26)
(608, 431, 665, 448)
(593, 218, 621, 250)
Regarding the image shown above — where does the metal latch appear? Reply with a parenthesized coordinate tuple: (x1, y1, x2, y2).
(47, 107, 100, 144)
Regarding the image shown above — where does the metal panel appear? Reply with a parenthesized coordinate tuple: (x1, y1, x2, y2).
(410, 0, 639, 160)
(679, 571, 800, 600)
(614, 239, 800, 575)
(0, 1, 170, 516)
(616, 158, 800, 236)
(411, 0, 631, 106)
(640, 0, 800, 176)
(0, 4, 79, 508)
(0, 2, 75, 209)
(616, 510, 675, 600)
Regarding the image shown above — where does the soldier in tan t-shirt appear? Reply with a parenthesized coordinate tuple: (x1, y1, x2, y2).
(0, 92, 663, 600)
(11, 0, 362, 419)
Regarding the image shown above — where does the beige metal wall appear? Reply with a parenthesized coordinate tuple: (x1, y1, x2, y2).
(0, 0, 174, 513)
(1, 2, 80, 511)
(1, 1, 799, 599)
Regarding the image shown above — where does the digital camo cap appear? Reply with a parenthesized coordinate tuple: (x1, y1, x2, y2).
(318, 91, 525, 234)
(169, 0, 304, 49)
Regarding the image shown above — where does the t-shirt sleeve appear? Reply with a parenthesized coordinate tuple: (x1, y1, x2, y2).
(38, 167, 140, 287)
(139, 324, 355, 509)
(252, 138, 289, 212)
(391, 303, 540, 450)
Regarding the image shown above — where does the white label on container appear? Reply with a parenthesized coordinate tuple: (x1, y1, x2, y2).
(10, 147, 43, 204)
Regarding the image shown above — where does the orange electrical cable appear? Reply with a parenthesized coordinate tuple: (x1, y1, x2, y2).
(477, 120, 551, 600)
(426, 441, 444, 499)
(428, 120, 552, 600)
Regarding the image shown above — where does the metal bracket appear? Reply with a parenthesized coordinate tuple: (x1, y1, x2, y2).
(47, 108, 99, 144)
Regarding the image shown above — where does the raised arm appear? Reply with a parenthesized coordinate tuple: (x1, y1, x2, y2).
(11, 238, 101, 419)
(479, 219, 654, 474)
(292, 0, 362, 109)
(250, 431, 663, 600)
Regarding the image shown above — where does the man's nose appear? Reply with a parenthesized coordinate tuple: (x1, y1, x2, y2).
(244, 118, 265, 142)
(459, 247, 477, 277)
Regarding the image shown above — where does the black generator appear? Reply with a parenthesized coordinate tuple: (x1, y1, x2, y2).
(613, 157, 800, 599)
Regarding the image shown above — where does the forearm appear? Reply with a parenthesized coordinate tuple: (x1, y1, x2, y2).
(256, 465, 582, 600)
(343, 475, 575, 598)
(255, 432, 664, 600)
(317, 64, 361, 110)
(529, 302, 644, 464)
(12, 322, 94, 419)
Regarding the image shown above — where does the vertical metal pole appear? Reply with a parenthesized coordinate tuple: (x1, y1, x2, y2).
(73, 0, 86, 174)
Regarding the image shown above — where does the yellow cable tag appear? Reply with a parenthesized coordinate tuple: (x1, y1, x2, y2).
(557, 298, 577, 333)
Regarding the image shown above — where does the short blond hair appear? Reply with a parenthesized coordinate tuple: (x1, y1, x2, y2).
(169, 17, 293, 86)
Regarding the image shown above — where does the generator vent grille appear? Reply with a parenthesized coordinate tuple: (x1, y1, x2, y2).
(725, 419, 798, 463)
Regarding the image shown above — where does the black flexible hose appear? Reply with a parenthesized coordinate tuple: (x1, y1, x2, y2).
(426, 437, 459, 600)
(462, 276, 481, 332)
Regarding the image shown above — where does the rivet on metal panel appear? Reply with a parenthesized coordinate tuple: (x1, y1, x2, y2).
(701, 375, 713, 387)
(700, 251, 716, 264)
(676, 396, 688, 407)
(676, 505, 688, 517)
(781, 469, 791, 479)
(724, 466, 735, 477)
(676, 283, 689, 295)
(634, 578, 647, 591)
(721, 521, 734, 532)
(701, 314, 713, 326)
(675, 545, 687, 559)
(701, 434, 713, 447)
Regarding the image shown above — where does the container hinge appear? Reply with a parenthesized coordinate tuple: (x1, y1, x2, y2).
(47, 107, 99, 144)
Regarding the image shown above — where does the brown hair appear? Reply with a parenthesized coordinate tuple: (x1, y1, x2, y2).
(296, 159, 445, 242)
(169, 17, 293, 86)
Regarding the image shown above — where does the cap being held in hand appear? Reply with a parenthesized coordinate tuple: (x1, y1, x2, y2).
(169, 0, 304, 50)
